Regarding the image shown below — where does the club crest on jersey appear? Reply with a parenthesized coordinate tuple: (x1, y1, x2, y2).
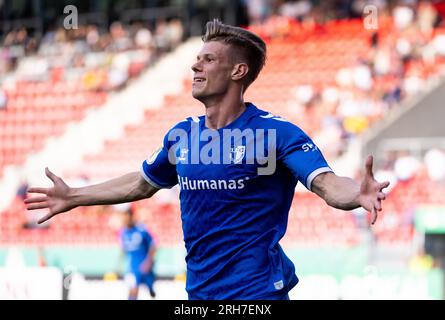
(230, 145, 246, 164)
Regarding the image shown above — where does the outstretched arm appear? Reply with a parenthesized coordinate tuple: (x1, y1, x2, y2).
(311, 155, 390, 225)
(25, 168, 159, 224)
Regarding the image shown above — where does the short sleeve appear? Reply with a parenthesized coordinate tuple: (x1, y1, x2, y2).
(140, 134, 178, 189)
(278, 123, 333, 191)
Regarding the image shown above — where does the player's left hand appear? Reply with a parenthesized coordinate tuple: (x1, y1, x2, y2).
(359, 155, 390, 225)
(139, 260, 152, 273)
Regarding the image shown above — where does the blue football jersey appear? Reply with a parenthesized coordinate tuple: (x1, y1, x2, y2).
(141, 103, 332, 299)
(120, 224, 153, 273)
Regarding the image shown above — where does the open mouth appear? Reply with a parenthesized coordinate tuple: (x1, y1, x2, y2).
(193, 77, 206, 83)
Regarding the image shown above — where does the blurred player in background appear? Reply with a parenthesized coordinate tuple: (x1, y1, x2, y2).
(25, 19, 389, 300)
(120, 206, 157, 300)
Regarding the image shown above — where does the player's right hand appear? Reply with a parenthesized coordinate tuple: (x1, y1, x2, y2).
(24, 167, 76, 224)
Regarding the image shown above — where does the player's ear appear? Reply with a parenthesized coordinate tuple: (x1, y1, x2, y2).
(231, 63, 248, 81)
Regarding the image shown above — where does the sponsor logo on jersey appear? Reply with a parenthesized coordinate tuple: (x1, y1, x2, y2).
(177, 175, 249, 190)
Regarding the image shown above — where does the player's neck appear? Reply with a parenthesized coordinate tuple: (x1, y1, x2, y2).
(204, 94, 246, 130)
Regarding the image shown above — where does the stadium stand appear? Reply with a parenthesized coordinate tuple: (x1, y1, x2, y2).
(1, 1, 445, 260)
(0, 21, 183, 178)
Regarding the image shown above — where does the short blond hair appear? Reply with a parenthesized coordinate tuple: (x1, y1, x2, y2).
(202, 19, 266, 88)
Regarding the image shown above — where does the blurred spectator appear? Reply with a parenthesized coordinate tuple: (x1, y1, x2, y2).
(278, 0, 312, 20)
(86, 25, 100, 49)
(374, 167, 397, 194)
(403, 72, 424, 95)
(82, 68, 107, 91)
(337, 91, 373, 135)
(432, 33, 445, 56)
(373, 44, 392, 76)
(393, 3, 415, 30)
(294, 84, 314, 105)
(135, 27, 153, 49)
(424, 148, 445, 182)
(245, 0, 272, 24)
(16, 180, 28, 201)
(353, 61, 373, 91)
(108, 52, 130, 90)
(17, 180, 47, 230)
(154, 20, 170, 52)
(418, 1, 438, 36)
(394, 151, 421, 181)
(167, 19, 185, 49)
(108, 22, 133, 52)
